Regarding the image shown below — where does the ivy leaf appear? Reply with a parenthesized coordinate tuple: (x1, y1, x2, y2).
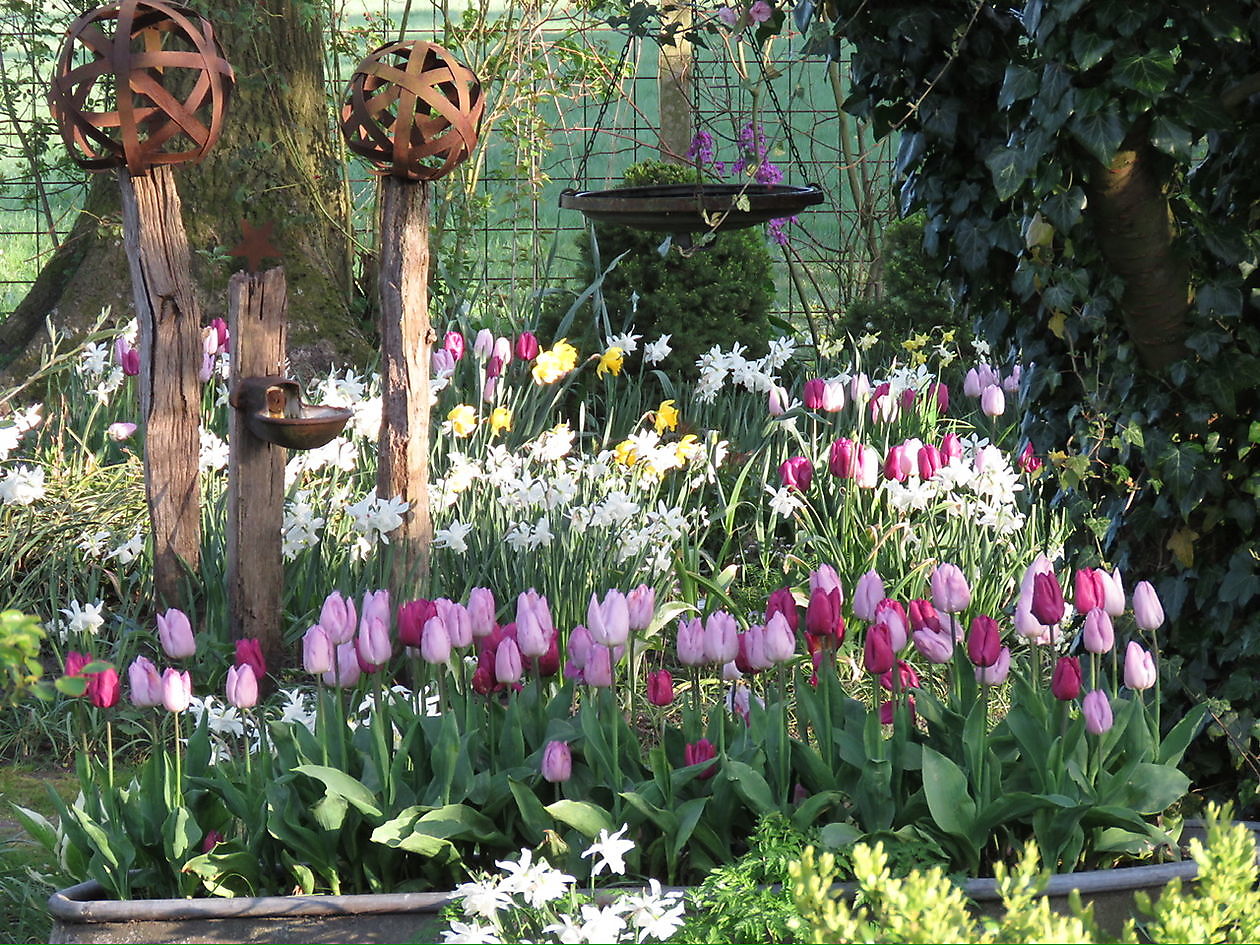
(952, 219, 990, 272)
(1041, 187, 1086, 232)
(1070, 31, 1114, 69)
(1149, 116, 1193, 160)
(1114, 54, 1176, 98)
(984, 146, 1029, 201)
(1068, 108, 1126, 165)
(998, 65, 1039, 110)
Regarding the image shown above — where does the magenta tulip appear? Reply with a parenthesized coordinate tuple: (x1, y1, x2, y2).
(765, 587, 799, 632)
(1082, 608, 1114, 654)
(684, 738, 718, 779)
(779, 456, 813, 492)
(1124, 641, 1157, 690)
(873, 599, 908, 651)
(444, 330, 465, 361)
(515, 331, 540, 361)
(882, 444, 911, 482)
(1031, 572, 1066, 626)
(397, 599, 436, 648)
(908, 599, 942, 633)
(829, 438, 857, 478)
(1083, 689, 1113, 735)
(87, 667, 120, 709)
(1132, 581, 1165, 630)
(647, 669, 675, 706)
(940, 433, 963, 464)
(863, 624, 895, 675)
(226, 664, 258, 709)
(917, 443, 943, 480)
(541, 740, 572, 783)
(966, 615, 1002, 667)
(805, 587, 844, 645)
(930, 381, 949, 413)
(1051, 656, 1082, 701)
(1074, 568, 1107, 614)
(234, 638, 266, 681)
(302, 626, 334, 675)
(802, 378, 825, 410)
(157, 608, 196, 659)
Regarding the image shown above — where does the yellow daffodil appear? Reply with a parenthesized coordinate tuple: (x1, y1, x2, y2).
(655, 399, 679, 433)
(597, 345, 624, 378)
(613, 439, 639, 466)
(940, 329, 957, 343)
(673, 433, 701, 464)
(901, 333, 929, 352)
(445, 404, 477, 438)
(531, 338, 580, 385)
(856, 332, 879, 351)
(487, 406, 512, 436)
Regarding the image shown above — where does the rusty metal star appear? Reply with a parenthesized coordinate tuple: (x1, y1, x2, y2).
(229, 218, 280, 273)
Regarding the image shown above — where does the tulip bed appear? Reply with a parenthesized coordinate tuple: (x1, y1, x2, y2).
(0, 316, 1206, 925)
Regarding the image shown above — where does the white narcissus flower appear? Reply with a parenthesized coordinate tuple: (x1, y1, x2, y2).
(0, 465, 46, 505)
(60, 600, 105, 636)
(433, 521, 474, 554)
(643, 334, 672, 364)
(581, 824, 635, 877)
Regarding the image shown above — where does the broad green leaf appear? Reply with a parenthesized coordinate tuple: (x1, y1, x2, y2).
(1114, 54, 1175, 97)
(920, 746, 977, 841)
(985, 147, 1028, 201)
(621, 790, 676, 834)
(293, 765, 382, 818)
(312, 793, 349, 832)
(723, 759, 777, 817)
(1068, 109, 1125, 165)
(1149, 116, 1193, 160)
(545, 799, 614, 839)
(1157, 703, 1208, 766)
(1124, 763, 1190, 814)
(998, 65, 1039, 109)
(507, 777, 550, 843)
(670, 797, 708, 860)
(1070, 31, 1113, 69)
(183, 848, 263, 897)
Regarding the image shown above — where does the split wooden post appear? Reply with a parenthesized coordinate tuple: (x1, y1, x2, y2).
(226, 267, 288, 664)
(118, 165, 203, 610)
(377, 177, 433, 591)
(658, 6, 694, 163)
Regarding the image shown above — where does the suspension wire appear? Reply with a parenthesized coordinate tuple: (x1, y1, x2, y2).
(573, 33, 636, 188)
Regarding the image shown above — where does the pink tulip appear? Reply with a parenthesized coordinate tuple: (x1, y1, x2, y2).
(1051, 656, 1082, 701)
(882, 444, 911, 482)
(88, 666, 120, 708)
(768, 385, 787, 417)
(763, 612, 796, 663)
(467, 587, 497, 638)
(323, 641, 362, 687)
(863, 624, 895, 675)
(627, 584, 656, 631)
(1003, 364, 1023, 393)
(737, 626, 771, 673)
(234, 638, 266, 680)
(856, 445, 880, 488)
(766, 588, 800, 632)
(677, 617, 706, 666)
(829, 438, 857, 478)
(1013, 600, 1044, 640)
(1031, 572, 1065, 626)
(1100, 569, 1126, 617)
(1083, 689, 1113, 735)
(420, 615, 452, 664)
(930, 382, 949, 413)
(805, 587, 844, 646)
(161, 668, 192, 713)
(913, 627, 954, 664)
(980, 384, 1005, 417)
(226, 664, 258, 709)
(515, 331, 539, 361)
(930, 563, 971, 614)
(157, 608, 196, 660)
(684, 738, 718, 779)
(358, 616, 392, 667)
(584, 644, 614, 687)
(849, 372, 871, 404)
(587, 590, 629, 647)
(802, 378, 825, 410)
(128, 656, 163, 707)
(518, 602, 552, 657)
(963, 367, 983, 397)
(779, 456, 813, 492)
(567, 625, 594, 671)
(1074, 569, 1107, 613)
(703, 612, 739, 664)
(966, 615, 1002, 667)
(302, 626, 333, 675)
(873, 599, 908, 651)
(473, 328, 494, 359)
(975, 646, 1011, 685)
(107, 421, 137, 441)
(647, 669, 675, 706)
(360, 589, 391, 636)
(444, 330, 465, 361)
(1132, 581, 1165, 630)
(1124, 641, 1157, 690)
(1017, 442, 1043, 474)
(319, 591, 358, 645)
(495, 637, 523, 684)
(917, 443, 943, 481)
(436, 599, 472, 649)
(822, 378, 846, 412)
(853, 570, 885, 621)
(541, 740, 572, 783)
(940, 433, 963, 464)
(1082, 608, 1114, 654)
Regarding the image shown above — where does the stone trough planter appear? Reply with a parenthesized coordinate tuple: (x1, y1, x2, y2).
(48, 821, 1260, 944)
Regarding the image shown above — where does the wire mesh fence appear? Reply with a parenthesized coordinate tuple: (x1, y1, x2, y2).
(0, 1, 895, 335)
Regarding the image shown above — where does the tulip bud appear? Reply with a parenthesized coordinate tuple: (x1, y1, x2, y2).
(64, 651, 89, 679)
(202, 830, 223, 853)
(324, 641, 362, 688)
(515, 331, 540, 361)
(779, 456, 813, 492)
(495, 638, 523, 684)
(940, 433, 963, 464)
(161, 668, 192, 713)
(518, 603, 551, 657)
(1082, 689, 1113, 735)
(360, 589, 391, 636)
(768, 385, 787, 417)
(1124, 641, 1157, 690)
(303, 626, 334, 675)
(856, 445, 880, 488)
(980, 384, 1005, 417)
(87, 667, 120, 708)
(898, 387, 917, 411)
(584, 644, 614, 687)
(1082, 608, 1114, 654)
(930, 382, 949, 413)
(930, 563, 971, 614)
(234, 638, 266, 681)
(809, 565, 842, 599)
(882, 444, 910, 482)
(853, 570, 885, 621)
(436, 599, 472, 649)
(397, 598, 436, 648)
(908, 599, 942, 633)
(822, 378, 846, 412)
(647, 669, 675, 706)
(473, 328, 494, 359)
(1132, 581, 1165, 631)
(358, 616, 392, 668)
(863, 624, 895, 675)
(703, 611, 739, 664)
(467, 587, 497, 638)
(963, 367, 983, 398)
(917, 443, 943, 481)
(1100, 569, 1125, 617)
(829, 438, 857, 478)
(128, 656, 164, 707)
(420, 616, 453, 665)
(1031, 572, 1065, 626)
(849, 372, 871, 404)
(493, 335, 513, 368)
(873, 599, 908, 651)
(966, 615, 1002, 668)
(684, 738, 718, 779)
(1074, 569, 1107, 614)
(541, 740, 572, 783)
(444, 330, 465, 361)
(226, 664, 259, 709)
(1003, 364, 1023, 393)
(913, 627, 954, 664)
(157, 608, 196, 659)
(802, 378, 825, 410)
(974, 646, 1011, 686)
(677, 617, 706, 666)
(1051, 656, 1082, 701)
(766, 587, 800, 632)
(805, 587, 844, 644)
(763, 612, 797, 663)
(869, 383, 897, 423)
(626, 584, 656, 631)
(320, 591, 358, 645)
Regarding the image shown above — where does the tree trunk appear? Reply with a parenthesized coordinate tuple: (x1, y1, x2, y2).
(1085, 134, 1191, 370)
(0, 0, 363, 378)
(657, 7, 694, 164)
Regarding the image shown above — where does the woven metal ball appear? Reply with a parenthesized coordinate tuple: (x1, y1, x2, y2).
(49, 0, 233, 174)
(340, 40, 483, 182)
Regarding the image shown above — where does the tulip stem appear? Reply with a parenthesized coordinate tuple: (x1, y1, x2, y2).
(106, 718, 114, 791)
(315, 678, 329, 767)
(172, 711, 183, 808)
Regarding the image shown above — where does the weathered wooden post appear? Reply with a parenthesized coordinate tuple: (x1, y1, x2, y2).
(340, 40, 483, 593)
(49, 0, 233, 610)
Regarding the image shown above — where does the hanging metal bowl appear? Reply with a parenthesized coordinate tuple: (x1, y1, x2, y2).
(559, 182, 825, 235)
(229, 377, 352, 451)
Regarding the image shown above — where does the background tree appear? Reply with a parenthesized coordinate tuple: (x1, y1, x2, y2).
(0, 0, 364, 377)
(814, 0, 1260, 796)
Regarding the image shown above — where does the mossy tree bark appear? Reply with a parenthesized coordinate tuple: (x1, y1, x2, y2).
(0, 0, 364, 378)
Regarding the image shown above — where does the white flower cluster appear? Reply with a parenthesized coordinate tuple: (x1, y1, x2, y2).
(282, 490, 326, 561)
(0, 464, 46, 505)
(77, 342, 126, 404)
(346, 493, 410, 558)
(0, 403, 42, 462)
(694, 337, 796, 404)
(444, 826, 684, 945)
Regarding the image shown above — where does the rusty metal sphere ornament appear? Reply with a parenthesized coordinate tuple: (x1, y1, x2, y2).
(49, 0, 233, 174)
(340, 40, 484, 182)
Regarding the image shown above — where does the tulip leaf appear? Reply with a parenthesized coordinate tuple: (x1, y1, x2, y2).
(621, 790, 676, 834)
(921, 745, 977, 841)
(791, 790, 845, 831)
(1157, 702, 1209, 766)
(723, 759, 777, 817)
(313, 793, 349, 832)
(1122, 763, 1191, 815)
(164, 806, 198, 864)
(293, 764, 383, 818)
(545, 799, 613, 839)
(508, 777, 550, 844)
(670, 797, 708, 860)
(183, 848, 263, 897)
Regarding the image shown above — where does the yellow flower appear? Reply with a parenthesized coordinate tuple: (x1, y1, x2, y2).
(654, 399, 679, 433)
(613, 439, 639, 466)
(531, 338, 580, 385)
(487, 406, 512, 436)
(856, 332, 880, 351)
(597, 345, 624, 378)
(902, 332, 930, 352)
(673, 434, 701, 464)
(939, 329, 957, 343)
(445, 404, 477, 438)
